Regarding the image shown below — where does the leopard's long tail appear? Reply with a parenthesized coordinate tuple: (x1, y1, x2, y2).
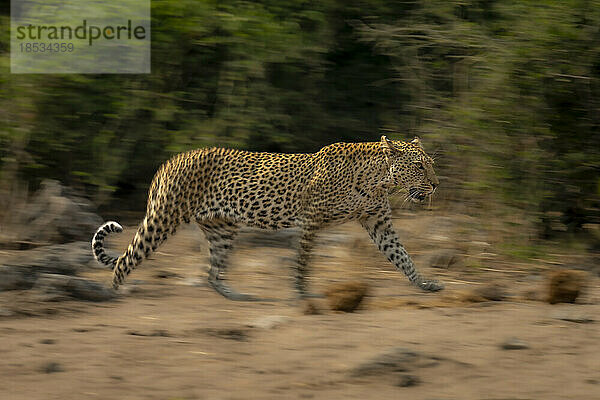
(92, 213, 180, 289)
(91, 221, 124, 267)
(110, 213, 182, 290)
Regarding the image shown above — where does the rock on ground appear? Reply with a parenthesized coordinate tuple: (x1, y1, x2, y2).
(0, 265, 39, 291)
(324, 281, 369, 312)
(200, 327, 250, 341)
(0, 264, 115, 302)
(1, 179, 103, 248)
(547, 270, 587, 304)
(40, 362, 64, 374)
(33, 274, 116, 302)
(396, 374, 420, 387)
(500, 337, 530, 350)
(0, 241, 101, 295)
(350, 348, 443, 379)
(1, 241, 95, 276)
(551, 306, 595, 324)
(426, 249, 463, 269)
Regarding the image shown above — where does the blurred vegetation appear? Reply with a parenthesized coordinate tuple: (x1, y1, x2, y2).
(1, 0, 599, 249)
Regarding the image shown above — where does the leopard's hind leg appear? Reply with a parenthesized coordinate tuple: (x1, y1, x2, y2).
(198, 218, 258, 301)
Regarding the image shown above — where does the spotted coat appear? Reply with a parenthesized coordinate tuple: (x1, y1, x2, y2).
(92, 136, 443, 300)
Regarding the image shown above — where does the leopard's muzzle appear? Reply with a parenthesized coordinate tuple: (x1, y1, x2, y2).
(408, 187, 427, 203)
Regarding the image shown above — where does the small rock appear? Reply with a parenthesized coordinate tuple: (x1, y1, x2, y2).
(427, 249, 462, 269)
(41, 361, 63, 373)
(500, 338, 530, 350)
(396, 374, 420, 387)
(547, 270, 586, 304)
(248, 315, 290, 329)
(324, 281, 369, 312)
(551, 310, 595, 324)
(154, 270, 181, 279)
(351, 348, 441, 377)
(127, 329, 171, 337)
(352, 349, 417, 377)
(202, 328, 250, 341)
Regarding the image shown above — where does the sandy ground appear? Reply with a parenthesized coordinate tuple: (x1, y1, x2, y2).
(1, 212, 599, 400)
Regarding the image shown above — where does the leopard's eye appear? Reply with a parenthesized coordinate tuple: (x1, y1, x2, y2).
(414, 162, 424, 170)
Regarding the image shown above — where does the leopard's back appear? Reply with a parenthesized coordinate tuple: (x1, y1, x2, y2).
(149, 148, 317, 230)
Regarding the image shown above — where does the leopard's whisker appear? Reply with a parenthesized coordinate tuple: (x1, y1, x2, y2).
(401, 196, 410, 209)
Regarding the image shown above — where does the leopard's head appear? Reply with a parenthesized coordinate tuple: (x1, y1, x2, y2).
(380, 135, 439, 203)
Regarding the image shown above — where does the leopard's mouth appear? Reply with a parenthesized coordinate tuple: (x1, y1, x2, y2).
(408, 187, 427, 203)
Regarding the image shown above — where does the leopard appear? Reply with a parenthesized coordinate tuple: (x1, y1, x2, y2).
(92, 135, 443, 301)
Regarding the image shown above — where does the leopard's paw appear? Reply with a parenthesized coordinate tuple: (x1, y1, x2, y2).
(417, 279, 444, 292)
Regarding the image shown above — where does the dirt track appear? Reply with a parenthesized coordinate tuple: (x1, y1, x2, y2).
(1, 214, 599, 400)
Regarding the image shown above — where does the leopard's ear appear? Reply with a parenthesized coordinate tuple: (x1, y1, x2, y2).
(381, 135, 401, 154)
(411, 136, 423, 149)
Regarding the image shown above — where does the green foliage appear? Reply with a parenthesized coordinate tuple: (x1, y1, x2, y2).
(1, 0, 599, 242)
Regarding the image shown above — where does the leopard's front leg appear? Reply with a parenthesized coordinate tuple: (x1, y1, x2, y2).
(359, 205, 444, 292)
(293, 227, 317, 298)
